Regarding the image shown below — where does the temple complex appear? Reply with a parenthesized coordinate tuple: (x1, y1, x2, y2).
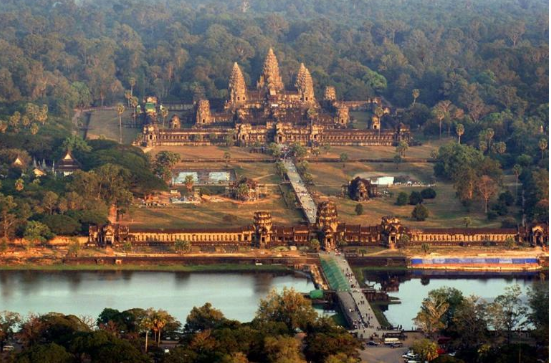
(89, 201, 547, 250)
(140, 48, 411, 148)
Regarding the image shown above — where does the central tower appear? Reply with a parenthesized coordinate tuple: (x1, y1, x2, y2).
(257, 48, 284, 93)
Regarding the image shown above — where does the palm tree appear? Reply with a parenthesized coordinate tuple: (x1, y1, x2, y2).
(116, 103, 125, 144)
(139, 309, 154, 352)
(374, 107, 384, 136)
(455, 123, 464, 144)
(512, 164, 522, 196)
(129, 77, 136, 97)
(412, 89, 420, 106)
(485, 128, 495, 150)
(538, 138, 547, 159)
(184, 175, 194, 193)
(15, 179, 24, 191)
(129, 97, 139, 127)
(160, 107, 169, 129)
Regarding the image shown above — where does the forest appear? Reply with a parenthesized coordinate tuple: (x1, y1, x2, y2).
(0, 0, 548, 240)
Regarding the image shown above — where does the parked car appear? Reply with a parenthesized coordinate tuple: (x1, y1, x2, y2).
(367, 341, 380, 346)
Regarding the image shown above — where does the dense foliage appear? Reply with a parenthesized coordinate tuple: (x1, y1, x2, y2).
(413, 283, 548, 362)
(0, 0, 548, 238)
(2, 288, 361, 363)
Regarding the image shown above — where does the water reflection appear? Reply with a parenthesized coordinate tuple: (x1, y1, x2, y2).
(0, 271, 314, 323)
(360, 269, 540, 329)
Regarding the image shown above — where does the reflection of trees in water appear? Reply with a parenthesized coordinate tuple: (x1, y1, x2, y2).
(252, 272, 275, 295)
(362, 270, 412, 292)
(67, 272, 83, 291)
(173, 272, 192, 288)
(420, 276, 430, 286)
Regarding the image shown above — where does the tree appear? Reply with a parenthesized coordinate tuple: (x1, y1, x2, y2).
(264, 335, 306, 363)
(463, 217, 471, 228)
(396, 192, 408, 206)
(275, 161, 287, 177)
(42, 191, 59, 215)
(129, 77, 136, 97)
(455, 123, 464, 144)
(433, 100, 452, 139)
(409, 191, 423, 205)
(477, 175, 497, 213)
(174, 240, 191, 254)
(185, 303, 226, 333)
(0, 194, 18, 240)
(224, 151, 231, 167)
(493, 141, 506, 155)
(291, 143, 307, 159)
(487, 284, 527, 343)
(309, 238, 320, 252)
(15, 178, 24, 191)
(0, 311, 20, 351)
(512, 164, 522, 196)
(421, 243, 430, 254)
(160, 107, 169, 129)
(354, 204, 363, 215)
(116, 103, 125, 144)
(23, 221, 53, 247)
(339, 153, 349, 168)
(396, 140, 408, 157)
(413, 293, 449, 338)
(155, 151, 181, 182)
(256, 287, 318, 332)
(527, 282, 549, 344)
(412, 89, 420, 106)
(421, 188, 436, 199)
(538, 138, 547, 159)
(184, 175, 194, 193)
(15, 342, 73, 363)
(61, 136, 91, 153)
(452, 295, 488, 348)
(411, 339, 439, 362)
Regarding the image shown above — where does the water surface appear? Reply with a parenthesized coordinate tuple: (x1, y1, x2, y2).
(0, 271, 314, 323)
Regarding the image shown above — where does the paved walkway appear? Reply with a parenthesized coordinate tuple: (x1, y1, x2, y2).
(321, 252, 396, 341)
(283, 159, 317, 224)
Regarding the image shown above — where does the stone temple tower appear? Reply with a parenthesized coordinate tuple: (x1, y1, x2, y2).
(324, 86, 337, 102)
(316, 201, 339, 251)
(254, 211, 273, 248)
(228, 62, 247, 107)
(295, 63, 315, 105)
(257, 48, 284, 93)
(336, 106, 349, 126)
(196, 99, 212, 126)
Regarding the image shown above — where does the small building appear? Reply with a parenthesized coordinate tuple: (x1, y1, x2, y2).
(56, 150, 81, 176)
(348, 177, 377, 201)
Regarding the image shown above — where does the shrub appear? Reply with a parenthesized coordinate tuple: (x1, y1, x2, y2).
(41, 215, 81, 235)
(409, 191, 423, 205)
(222, 214, 238, 223)
(487, 210, 498, 221)
(420, 188, 437, 199)
(501, 217, 518, 228)
(396, 192, 408, 206)
(498, 191, 515, 206)
(491, 202, 509, 216)
(412, 204, 429, 221)
(355, 204, 364, 215)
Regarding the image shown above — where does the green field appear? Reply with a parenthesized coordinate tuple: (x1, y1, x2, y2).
(86, 109, 141, 144)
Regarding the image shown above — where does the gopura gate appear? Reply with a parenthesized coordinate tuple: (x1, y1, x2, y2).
(89, 201, 548, 250)
(140, 48, 410, 148)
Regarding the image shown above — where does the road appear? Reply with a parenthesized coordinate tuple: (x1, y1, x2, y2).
(283, 159, 317, 224)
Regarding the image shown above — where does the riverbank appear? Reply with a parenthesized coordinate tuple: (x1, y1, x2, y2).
(0, 263, 294, 273)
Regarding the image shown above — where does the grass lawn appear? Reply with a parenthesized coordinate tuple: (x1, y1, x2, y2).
(308, 160, 511, 229)
(127, 192, 304, 229)
(86, 109, 140, 144)
(309, 161, 434, 195)
(316, 137, 452, 160)
(323, 183, 504, 229)
(149, 145, 271, 161)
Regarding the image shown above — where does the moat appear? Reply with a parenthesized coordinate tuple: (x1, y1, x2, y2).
(0, 270, 539, 327)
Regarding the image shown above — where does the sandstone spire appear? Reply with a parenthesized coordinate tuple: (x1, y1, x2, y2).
(257, 48, 284, 92)
(229, 62, 247, 105)
(295, 63, 315, 104)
